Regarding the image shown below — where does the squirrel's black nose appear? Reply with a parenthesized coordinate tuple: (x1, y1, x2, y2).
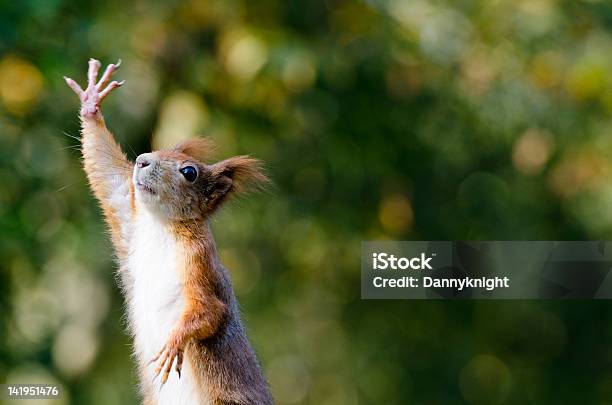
(136, 154, 151, 169)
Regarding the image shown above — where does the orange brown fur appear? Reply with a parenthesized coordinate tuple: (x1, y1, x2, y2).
(171, 221, 271, 403)
(80, 114, 133, 272)
(174, 138, 218, 162)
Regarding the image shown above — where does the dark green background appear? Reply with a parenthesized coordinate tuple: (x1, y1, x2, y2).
(2, 0, 612, 403)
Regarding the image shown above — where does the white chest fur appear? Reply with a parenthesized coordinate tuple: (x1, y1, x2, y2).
(128, 210, 205, 405)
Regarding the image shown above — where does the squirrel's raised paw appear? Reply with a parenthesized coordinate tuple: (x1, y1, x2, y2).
(150, 336, 185, 385)
(64, 58, 124, 118)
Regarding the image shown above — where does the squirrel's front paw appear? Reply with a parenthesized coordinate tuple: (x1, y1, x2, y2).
(150, 332, 186, 385)
(64, 58, 124, 118)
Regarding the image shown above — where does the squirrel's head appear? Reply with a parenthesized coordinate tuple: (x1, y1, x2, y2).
(132, 138, 267, 221)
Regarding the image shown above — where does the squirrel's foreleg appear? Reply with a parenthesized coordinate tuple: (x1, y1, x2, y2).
(64, 59, 133, 261)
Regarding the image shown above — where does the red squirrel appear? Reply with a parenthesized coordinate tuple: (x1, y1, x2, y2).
(64, 59, 273, 405)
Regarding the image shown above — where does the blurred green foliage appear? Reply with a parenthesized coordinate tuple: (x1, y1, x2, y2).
(2, 0, 612, 404)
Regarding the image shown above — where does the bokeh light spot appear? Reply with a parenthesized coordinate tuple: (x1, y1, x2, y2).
(221, 31, 268, 81)
(512, 128, 554, 175)
(379, 194, 414, 236)
(0, 56, 43, 115)
(52, 323, 99, 378)
(153, 91, 209, 149)
(282, 51, 317, 92)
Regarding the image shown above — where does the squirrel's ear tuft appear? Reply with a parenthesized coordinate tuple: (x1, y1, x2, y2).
(210, 155, 269, 197)
(174, 138, 217, 162)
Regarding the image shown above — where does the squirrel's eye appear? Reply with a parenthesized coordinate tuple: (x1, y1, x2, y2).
(179, 166, 198, 182)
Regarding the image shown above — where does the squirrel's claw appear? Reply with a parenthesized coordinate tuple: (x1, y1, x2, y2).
(99, 80, 124, 102)
(87, 58, 101, 88)
(149, 344, 166, 365)
(96, 59, 122, 90)
(64, 76, 84, 97)
(151, 342, 184, 385)
(153, 349, 169, 379)
(176, 351, 183, 379)
(161, 354, 174, 384)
